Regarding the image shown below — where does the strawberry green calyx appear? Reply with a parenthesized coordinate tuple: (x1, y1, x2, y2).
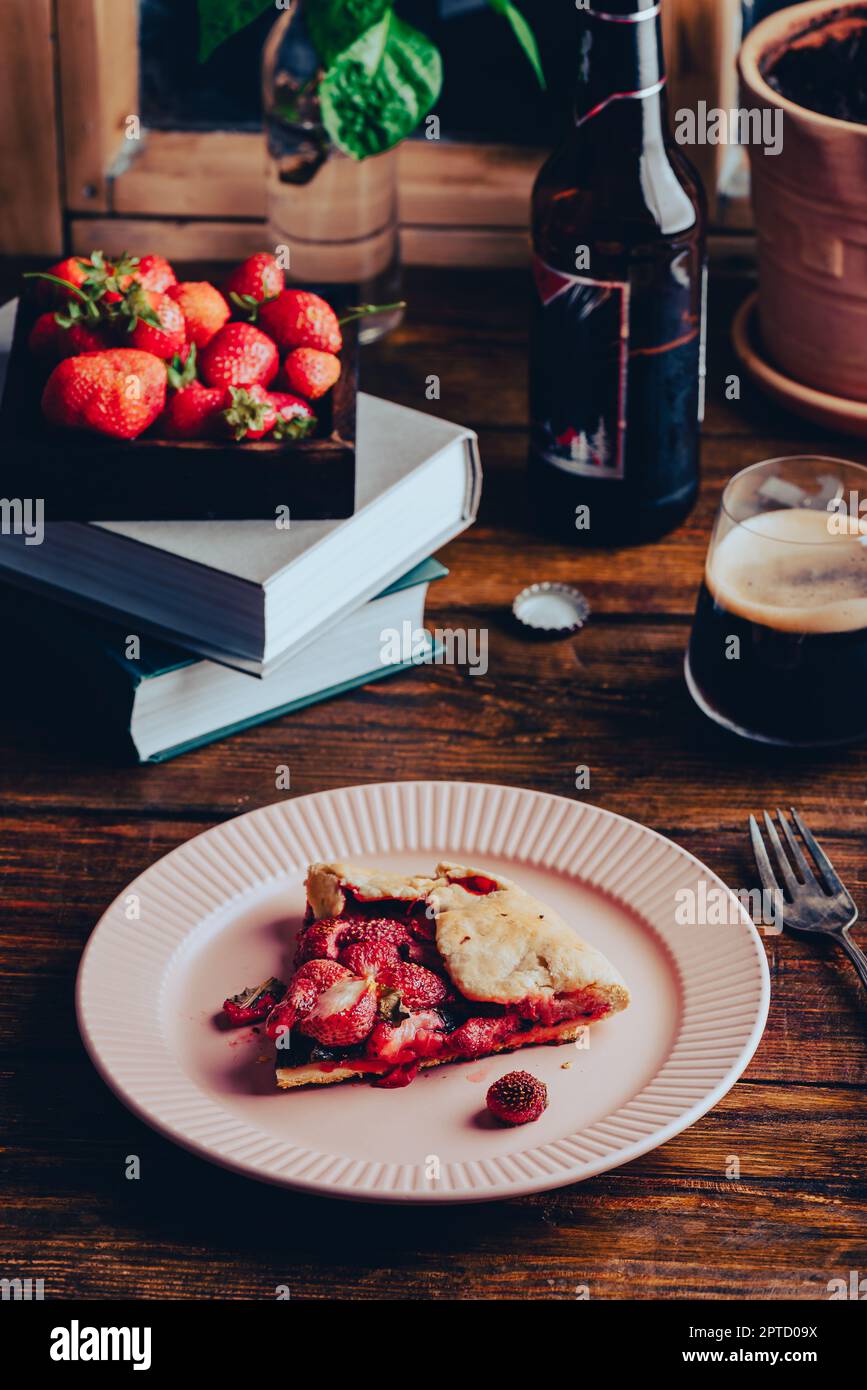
(118, 281, 163, 334)
(273, 411, 317, 442)
(23, 271, 89, 299)
(338, 301, 406, 327)
(82, 249, 141, 299)
(223, 386, 273, 441)
(23, 272, 104, 329)
(228, 289, 279, 323)
(166, 343, 198, 392)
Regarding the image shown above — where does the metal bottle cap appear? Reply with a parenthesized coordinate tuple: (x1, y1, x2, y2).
(512, 582, 591, 637)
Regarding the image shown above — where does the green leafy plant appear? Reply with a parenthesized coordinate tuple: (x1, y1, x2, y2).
(197, 0, 544, 159)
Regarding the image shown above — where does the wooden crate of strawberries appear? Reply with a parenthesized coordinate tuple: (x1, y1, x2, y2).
(0, 250, 360, 521)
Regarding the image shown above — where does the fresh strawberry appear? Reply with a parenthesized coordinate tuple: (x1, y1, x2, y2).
(28, 312, 110, 362)
(161, 380, 228, 439)
(42, 348, 167, 441)
(167, 281, 231, 348)
(265, 959, 350, 1039)
(269, 391, 317, 441)
(366, 1011, 447, 1063)
(297, 972, 378, 1047)
(281, 347, 341, 401)
(222, 384, 278, 441)
(135, 254, 177, 294)
(258, 290, 342, 355)
(78, 249, 141, 304)
(377, 962, 449, 1011)
(199, 322, 279, 390)
(117, 285, 186, 360)
(27, 250, 143, 308)
(486, 1071, 549, 1126)
(222, 977, 286, 1028)
(224, 253, 284, 318)
(30, 256, 94, 306)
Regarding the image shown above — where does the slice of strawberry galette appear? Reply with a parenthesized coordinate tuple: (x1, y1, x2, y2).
(262, 861, 630, 1089)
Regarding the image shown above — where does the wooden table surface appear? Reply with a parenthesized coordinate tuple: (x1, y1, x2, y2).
(1, 264, 865, 1301)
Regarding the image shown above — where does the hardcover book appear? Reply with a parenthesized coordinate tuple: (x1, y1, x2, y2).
(0, 560, 446, 763)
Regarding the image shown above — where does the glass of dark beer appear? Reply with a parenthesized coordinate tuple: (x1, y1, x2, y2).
(686, 455, 867, 746)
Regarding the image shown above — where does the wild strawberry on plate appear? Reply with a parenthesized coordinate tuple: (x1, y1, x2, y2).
(281, 347, 341, 401)
(199, 322, 280, 391)
(28, 312, 111, 362)
(222, 384, 279, 441)
(167, 281, 231, 349)
(258, 289, 343, 355)
(485, 1071, 549, 1126)
(42, 348, 167, 441)
(224, 252, 285, 319)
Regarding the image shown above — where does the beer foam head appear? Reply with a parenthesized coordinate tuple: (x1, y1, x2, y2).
(707, 507, 867, 634)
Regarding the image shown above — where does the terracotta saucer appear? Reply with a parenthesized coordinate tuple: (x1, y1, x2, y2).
(732, 291, 867, 439)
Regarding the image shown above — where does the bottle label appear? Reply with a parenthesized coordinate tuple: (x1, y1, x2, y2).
(531, 252, 706, 490)
(531, 256, 629, 480)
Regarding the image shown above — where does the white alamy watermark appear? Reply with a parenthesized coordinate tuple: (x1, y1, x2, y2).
(1, 1275, 44, 1300)
(0, 498, 43, 546)
(675, 882, 784, 935)
(827, 1269, 867, 1299)
(827, 492, 867, 535)
(50, 1321, 152, 1371)
(675, 101, 783, 157)
(380, 622, 489, 677)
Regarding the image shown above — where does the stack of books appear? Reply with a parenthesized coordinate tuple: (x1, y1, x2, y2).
(0, 301, 481, 762)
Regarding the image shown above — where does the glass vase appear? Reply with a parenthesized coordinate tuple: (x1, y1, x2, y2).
(262, 1, 404, 343)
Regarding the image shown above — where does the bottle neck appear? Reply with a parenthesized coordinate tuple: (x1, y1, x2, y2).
(574, 2, 667, 136)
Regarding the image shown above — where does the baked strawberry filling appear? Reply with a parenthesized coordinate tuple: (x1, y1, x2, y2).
(254, 910, 612, 1085)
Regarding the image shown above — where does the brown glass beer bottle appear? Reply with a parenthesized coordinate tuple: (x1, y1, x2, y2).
(530, 0, 707, 544)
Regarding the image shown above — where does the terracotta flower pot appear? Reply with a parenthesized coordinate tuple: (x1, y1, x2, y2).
(739, 1, 867, 402)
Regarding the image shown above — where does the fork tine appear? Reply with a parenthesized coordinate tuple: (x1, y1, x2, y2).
(749, 814, 780, 897)
(762, 810, 798, 895)
(776, 808, 817, 884)
(790, 808, 848, 896)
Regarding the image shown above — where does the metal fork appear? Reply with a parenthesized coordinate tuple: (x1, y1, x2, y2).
(750, 807, 867, 993)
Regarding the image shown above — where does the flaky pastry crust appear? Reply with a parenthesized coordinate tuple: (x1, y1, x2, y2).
(304, 860, 630, 1016)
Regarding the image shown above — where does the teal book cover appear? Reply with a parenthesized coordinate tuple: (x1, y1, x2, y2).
(0, 559, 447, 763)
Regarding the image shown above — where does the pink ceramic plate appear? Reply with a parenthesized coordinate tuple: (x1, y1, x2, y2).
(76, 782, 770, 1203)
